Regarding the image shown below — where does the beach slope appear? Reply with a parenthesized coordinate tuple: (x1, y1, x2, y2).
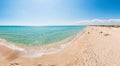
(1, 26, 120, 66)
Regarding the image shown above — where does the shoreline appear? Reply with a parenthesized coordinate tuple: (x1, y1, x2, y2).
(1, 26, 120, 66)
(0, 27, 87, 58)
(0, 39, 25, 51)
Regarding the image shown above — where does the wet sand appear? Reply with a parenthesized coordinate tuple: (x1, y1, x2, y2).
(1, 26, 120, 66)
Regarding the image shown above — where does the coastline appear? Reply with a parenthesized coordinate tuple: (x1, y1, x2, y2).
(0, 39, 24, 51)
(1, 26, 120, 66)
(0, 27, 87, 57)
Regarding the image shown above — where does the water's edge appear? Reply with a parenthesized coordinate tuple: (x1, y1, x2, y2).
(0, 27, 87, 58)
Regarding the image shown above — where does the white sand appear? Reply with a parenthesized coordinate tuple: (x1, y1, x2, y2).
(1, 26, 120, 66)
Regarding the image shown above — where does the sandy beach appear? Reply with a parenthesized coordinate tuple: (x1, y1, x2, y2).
(1, 26, 120, 66)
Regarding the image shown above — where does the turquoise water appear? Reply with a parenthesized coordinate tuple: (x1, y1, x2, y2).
(0, 26, 86, 46)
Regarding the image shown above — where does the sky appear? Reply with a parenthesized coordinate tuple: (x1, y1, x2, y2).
(0, 0, 120, 25)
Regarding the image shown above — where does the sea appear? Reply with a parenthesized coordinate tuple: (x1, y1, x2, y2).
(0, 26, 86, 46)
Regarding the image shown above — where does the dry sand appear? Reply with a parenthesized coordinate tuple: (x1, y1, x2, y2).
(0, 26, 120, 66)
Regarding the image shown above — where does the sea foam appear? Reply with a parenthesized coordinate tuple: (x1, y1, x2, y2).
(21, 28, 86, 58)
(0, 26, 86, 57)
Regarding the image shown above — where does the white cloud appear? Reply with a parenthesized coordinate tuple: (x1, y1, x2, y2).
(77, 19, 120, 25)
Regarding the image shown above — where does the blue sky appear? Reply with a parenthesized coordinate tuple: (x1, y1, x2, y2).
(0, 0, 120, 25)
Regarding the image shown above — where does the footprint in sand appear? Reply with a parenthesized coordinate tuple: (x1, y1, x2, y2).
(38, 64, 42, 66)
(88, 32, 90, 34)
(8, 63, 20, 66)
(104, 34, 110, 36)
(99, 31, 103, 34)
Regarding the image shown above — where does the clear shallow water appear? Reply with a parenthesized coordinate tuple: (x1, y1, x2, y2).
(0, 26, 86, 46)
